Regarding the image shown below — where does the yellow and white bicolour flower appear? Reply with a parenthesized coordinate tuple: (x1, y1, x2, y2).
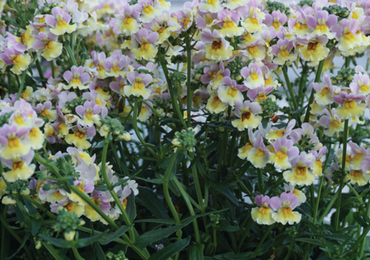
(241, 62, 265, 89)
(269, 137, 299, 171)
(298, 36, 330, 67)
(232, 100, 262, 131)
(215, 9, 244, 38)
(132, 28, 159, 62)
(283, 151, 316, 186)
(284, 184, 307, 206)
(251, 195, 275, 225)
(124, 71, 153, 100)
(1, 150, 35, 182)
(270, 192, 302, 225)
(217, 76, 244, 107)
(45, 7, 77, 35)
(201, 29, 233, 61)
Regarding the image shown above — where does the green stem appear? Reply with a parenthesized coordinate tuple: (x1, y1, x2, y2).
(110, 141, 124, 175)
(185, 33, 192, 127)
(346, 183, 364, 204)
(303, 59, 325, 123)
(359, 198, 370, 258)
(335, 119, 349, 231)
(318, 191, 339, 224)
(258, 169, 264, 193)
(173, 176, 201, 244)
(16, 71, 27, 100)
(132, 101, 160, 161)
(284, 239, 295, 260)
(159, 59, 186, 128)
(282, 65, 299, 112)
(141, 99, 163, 119)
(72, 247, 85, 260)
(65, 44, 78, 66)
(254, 225, 274, 255)
(298, 63, 308, 105)
(35, 57, 46, 88)
(43, 243, 63, 260)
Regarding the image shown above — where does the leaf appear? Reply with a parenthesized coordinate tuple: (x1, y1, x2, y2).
(126, 192, 137, 222)
(134, 219, 176, 225)
(295, 238, 323, 247)
(39, 235, 75, 248)
(148, 237, 191, 260)
(104, 225, 132, 245)
(76, 230, 109, 248)
(135, 177, 165, 184)
(188, 243, 205, 260)
(319, 234, 354, 243)
(136, 187, 169, 219)
(6, 233, 30, 259)
(215, 220, 239, 232)
(209, 181, 239, 206)
(213, 252, 256, 260)
(31, 219, 43, 236)
(94, 242, 106, 260)
(254, 239, 274, 256)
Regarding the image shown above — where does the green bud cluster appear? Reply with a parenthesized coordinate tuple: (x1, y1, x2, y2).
(172, 128, 197, 152)
(135, 68, 154, 77)
(100, 116, 131, 141)
(323, 5, 349, 20)
(5, 180, 29, 195)
(298, 0, 314, 7)
(266, 1, 291, 16)
(36, 3, 60, 15)
(286, 226, 297, 236)
(171, 55, 187, 64)
(294, 134, 315, 152)
(209, 213, 220, 227)
(152, 96, 171, 110)
(106, 251, 128, 260)
(331, 68, 356, 86)
(261, 98, 278, 114)
(64, 96, 87, 113)
(331, 169, 347, 185)
(128, 0, 138, 5)
(227, 57, 244, 81)
(54, 155, 77, 177)
(169, 71, 186, 87)
(0, 112, 13, 127)
(54, 208, 84, 241)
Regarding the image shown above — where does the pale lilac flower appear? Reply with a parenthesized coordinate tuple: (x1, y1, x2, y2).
(283, 152, 316, 186)
(216, 9, 243, 37)
(247, 86, 274, 104)
(307, 10, 337, 39)
(283, 184, 306, 206)
(269, 137, 299, 171)
(45, 7, 77, 35)
(264, 10, 287, 31)
(217, 76, 246, 106)
(251, 195, 275, 225)
(63, 66, 90, 90)
(76, 100, 102, 127)
(103, 54, 129, 77)
(114, 4, 142, 35)
(270, 192, 302, 225)
(291, 123, 321, 149)
(266, 119, 296, 141)
(241, 62, 264, 89)
(232, 100, 262, 130)
(200, 29, 233, 61)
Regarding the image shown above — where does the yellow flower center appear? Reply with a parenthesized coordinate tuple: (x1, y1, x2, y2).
(223, 21, 235, 28)
(352, 12, 359, 19)
(315, 24, 327, 31)
(343, 32, 355, 41)
(296, 166, 307, 176)
(39, 16, 45, 23)
(315, 160, 323, 168)
(122, 198, 128, 209)
(57, 20, 68, 27)
(57, 123, 65, 130)
(211, 41, 222, 50)
(13, 55, 22, 65)
(143, 5, 154, 14)
(14, 117, 24, 125)
(134, 81, 144, 89)
(183, 18, 192, 28)
(64, 202, 73, 212)
(96, 65, 104, 71)
(54, 190, 63, 197)
(282, 207, 293, 215)
(241, 112, 251, 121)
(279, 49, 289, 57)
(258, 206, 270, 215)
(250, 73, 259, 80)
(321, 87, 331, 95)
(257, 93, 267, 102)
(353, 153, 364, 161)
(71, 78, 81, 84)
(293, 189, 299, 196)
(248, 45, 258, 54)
(343, 100, 356, 109)
(276, 130, 285, 137)
(276, 150, 287, 160)
(123, 17, 134, 25)
(360, 84, 370, 92)
(112, 66, 120, 72)
(294, 23, 308, 30)
(140, 42, 150, 51)
(350, 170, 362, 177)
(74, 131, 86, 139)
(346, 155, 352, 163)
(207, 0, 217, 4)
(272, 22, 281, 29)
(157, 27, 166, 34)
(250, 17, 259, 25)
(307, 42, 319, 51)
(227, 87, 238, 97)
(12, 161, 24, 170)
(244, 33, 253, 41)
(85, 113, 94, 120)
(265, 77, 273, 85)
(41, 109, 49, 117)
(8, 137, 20, 148)
(77, 183, 85, 193)
(30, 128, 38, 137)
(329, 119, 341, 127)
(255, 148, 265, 157)
(44, 41, 54, 50)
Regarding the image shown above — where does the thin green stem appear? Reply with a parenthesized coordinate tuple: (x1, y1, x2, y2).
(43, 243, 63, 260)
(16, 71, 27, 100)
(303, 59, 325, 123)
(318, 192, 339, 223)
(258, 169, 264, 193)
(173, 176, 201, 244)
(359, 198, 370, 258)
(72, 247, 85, 260)
(254, 225, 274, 255)
(282, 65, 299, 112)
(185, 33, 192, 127)
(65, 44, 78, 66)
(35, 57, 46, 88)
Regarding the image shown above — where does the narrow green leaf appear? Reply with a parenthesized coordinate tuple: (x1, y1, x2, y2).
(188, 243, 205, 260)
(136, 187, 169, 219)
(104, 225, 131, 245)
(39, 235, 75, 248)
(295, 238, 323, 247)
(149, 237, 191, 260)
(6, 233, 30, 259)
(94, 242, 107, 260)
(209, 181, 239, 206)
(126, 192, 137, 222)
(76, 230, 109, 248)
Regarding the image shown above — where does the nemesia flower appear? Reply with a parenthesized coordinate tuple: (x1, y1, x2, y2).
(33, 32, 63, 61)
(232, 100, 262, 131)
(66, 180, 94, 206)
(114, 4, 142, 35)
(269, 137, 299, 171)
(348, 141, 367, 170)
(332, 19, 364, 56)
(206, 94, 228, 114)
(291, 123, 321, 150)
(103, 54, 129, 78)
(270, 192, 302, 225)
(143, 11, 180, 44)
(307, 10, 337, 39)
(247, 86, 274, 104)
(0, 124, 31, 160)
(45, 7, 77, 35)
(271, 38, 297, 65)
(313, 74, 334, 106)
(63, 66, 91, 90)
(85, 51, 107, 80)
(264, 10, 288, 31)
(195, 10, 217, 30)
(124, 71, 152, 99)
(239, 1, 265, 33)
(244, 39, 267, 61)
(35, 101, 57, 121)
(288, 12, 311, 36)
(1, 150, 35, 182)
(217, 76, 245, 106)
(251, 195, 275, 225)
(0, 47, 31, 75)
(50, 198, 85, 217)
(318, 109, 344, 136)
(65, 125, 96, 150)
(241, 63, 265, 89)
(138, 101, 153, 122)
(310, 146, 327, 176)
(138, 0, 161, 23)
(346, 169, 369, 186)
(350, 72, 370, 95)
(246, 135, 269, 168)
(284, 183, 306, 206)
(333, 91, 366, 120)
(132, 28, 159, 61)
(199, 0, 223, 13)
(283, 152, 316, 186)
(201, 29, 233, 61)
(76, 100, 102, 127)
(216, 10, 243, 37)
(298, 36, 330, 67)
(84, 190, 111, 222)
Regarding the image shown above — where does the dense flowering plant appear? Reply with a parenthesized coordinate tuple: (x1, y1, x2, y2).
(2, 0, 370, 259)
